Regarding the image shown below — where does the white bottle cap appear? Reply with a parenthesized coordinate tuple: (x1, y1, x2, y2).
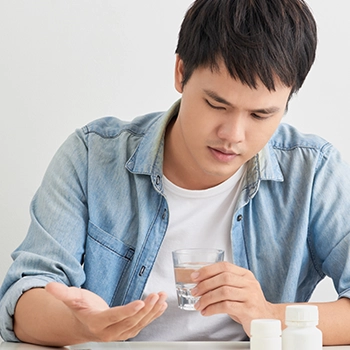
(251, 319, 282, 337)
(285, 305, 319, 326)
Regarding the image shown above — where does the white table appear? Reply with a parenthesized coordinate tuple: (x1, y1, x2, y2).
(1, 342, 350, 349)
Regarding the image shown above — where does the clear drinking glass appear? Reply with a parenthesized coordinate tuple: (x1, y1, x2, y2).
(172, 248, 224, 311)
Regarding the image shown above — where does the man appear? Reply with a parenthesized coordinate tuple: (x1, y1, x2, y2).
(1, 0, 350, 346)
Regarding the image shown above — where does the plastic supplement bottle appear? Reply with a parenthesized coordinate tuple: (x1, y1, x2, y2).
(250, 319, 282, 350)
(282, 305, 322, 350)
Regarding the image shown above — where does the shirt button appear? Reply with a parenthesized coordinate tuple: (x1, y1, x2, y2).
(156, 175, 161, 185)
(162, 209, 167, 220)
(237, 214, 243, 222)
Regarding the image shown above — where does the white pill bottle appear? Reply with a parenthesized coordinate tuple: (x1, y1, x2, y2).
(282, 305, 322, 350)
(250, 319, 282, 350)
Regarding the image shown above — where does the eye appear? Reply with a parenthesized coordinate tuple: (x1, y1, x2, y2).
(205, 99, 226, 110)
(251, 113, 269, 120)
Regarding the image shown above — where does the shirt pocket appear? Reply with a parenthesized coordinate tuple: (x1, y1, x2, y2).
(83, 220, 135, 305)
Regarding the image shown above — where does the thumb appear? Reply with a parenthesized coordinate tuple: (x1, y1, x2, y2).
(45, 282, 71, 300)
(45, 282, 91, 311)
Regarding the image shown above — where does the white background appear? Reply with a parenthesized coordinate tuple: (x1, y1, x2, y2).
(0, 0, 349, 313)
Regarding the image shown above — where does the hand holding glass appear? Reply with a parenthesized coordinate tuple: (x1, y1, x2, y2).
(172, 248, 224, 311)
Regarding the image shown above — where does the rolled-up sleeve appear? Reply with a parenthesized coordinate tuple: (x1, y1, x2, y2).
(0, 277, 52, 342)
(308, 144, 350, 300)
(0, 130, 89, 341)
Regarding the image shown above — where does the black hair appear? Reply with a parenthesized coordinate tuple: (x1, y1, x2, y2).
(176, 0, 317, 94)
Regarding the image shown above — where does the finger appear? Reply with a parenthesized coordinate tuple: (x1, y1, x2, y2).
(119, 303, 168, 340)
(106, 293, 168, 340)
(116, 307, 168, 341)
(140, 292, 168, 320)
(200, 300, 242, 317)
(191, 262, 251, 283)
(133, 292, 167, 321)
(128, 292, 167, 325)
(192, 270, 247, 297)
(194, 285, 244, 311)
(95, 300, 147, 330)
(195, 281, 265, 315)
(106, 292, 166, 329)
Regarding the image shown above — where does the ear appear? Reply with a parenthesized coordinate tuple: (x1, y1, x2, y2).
(174, 55, 184, 94)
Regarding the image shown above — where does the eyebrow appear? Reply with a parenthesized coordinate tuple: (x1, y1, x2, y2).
(203, 89, 281, 115)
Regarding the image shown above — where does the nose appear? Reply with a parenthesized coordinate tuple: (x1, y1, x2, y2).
(217, 114, 245, 144)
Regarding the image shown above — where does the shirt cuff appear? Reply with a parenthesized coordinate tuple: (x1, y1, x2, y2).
(338, 288, 350, 300)
(0, 276, 55, 342)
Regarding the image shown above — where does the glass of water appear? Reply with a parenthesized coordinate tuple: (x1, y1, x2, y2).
(172, 248, 224, 311)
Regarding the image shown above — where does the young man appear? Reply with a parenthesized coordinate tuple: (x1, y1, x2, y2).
(1, 0, 350, 346)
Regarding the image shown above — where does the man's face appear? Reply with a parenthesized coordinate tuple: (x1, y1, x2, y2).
(166, 56, 292, 190)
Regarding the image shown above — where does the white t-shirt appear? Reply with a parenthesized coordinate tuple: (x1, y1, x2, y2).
(131, 166, 247, 341)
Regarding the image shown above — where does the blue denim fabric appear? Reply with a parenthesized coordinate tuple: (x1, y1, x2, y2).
(1, 99, 350, 341)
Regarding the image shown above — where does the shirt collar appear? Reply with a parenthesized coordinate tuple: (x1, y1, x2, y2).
(257, 141, 284, 182)
(126, 100, 180, 176)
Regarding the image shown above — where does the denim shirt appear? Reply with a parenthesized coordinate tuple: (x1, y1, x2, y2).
(1, 100, 350, 342)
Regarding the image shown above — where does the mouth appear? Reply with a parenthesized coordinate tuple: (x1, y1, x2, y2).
(209, 147, 238, 162)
